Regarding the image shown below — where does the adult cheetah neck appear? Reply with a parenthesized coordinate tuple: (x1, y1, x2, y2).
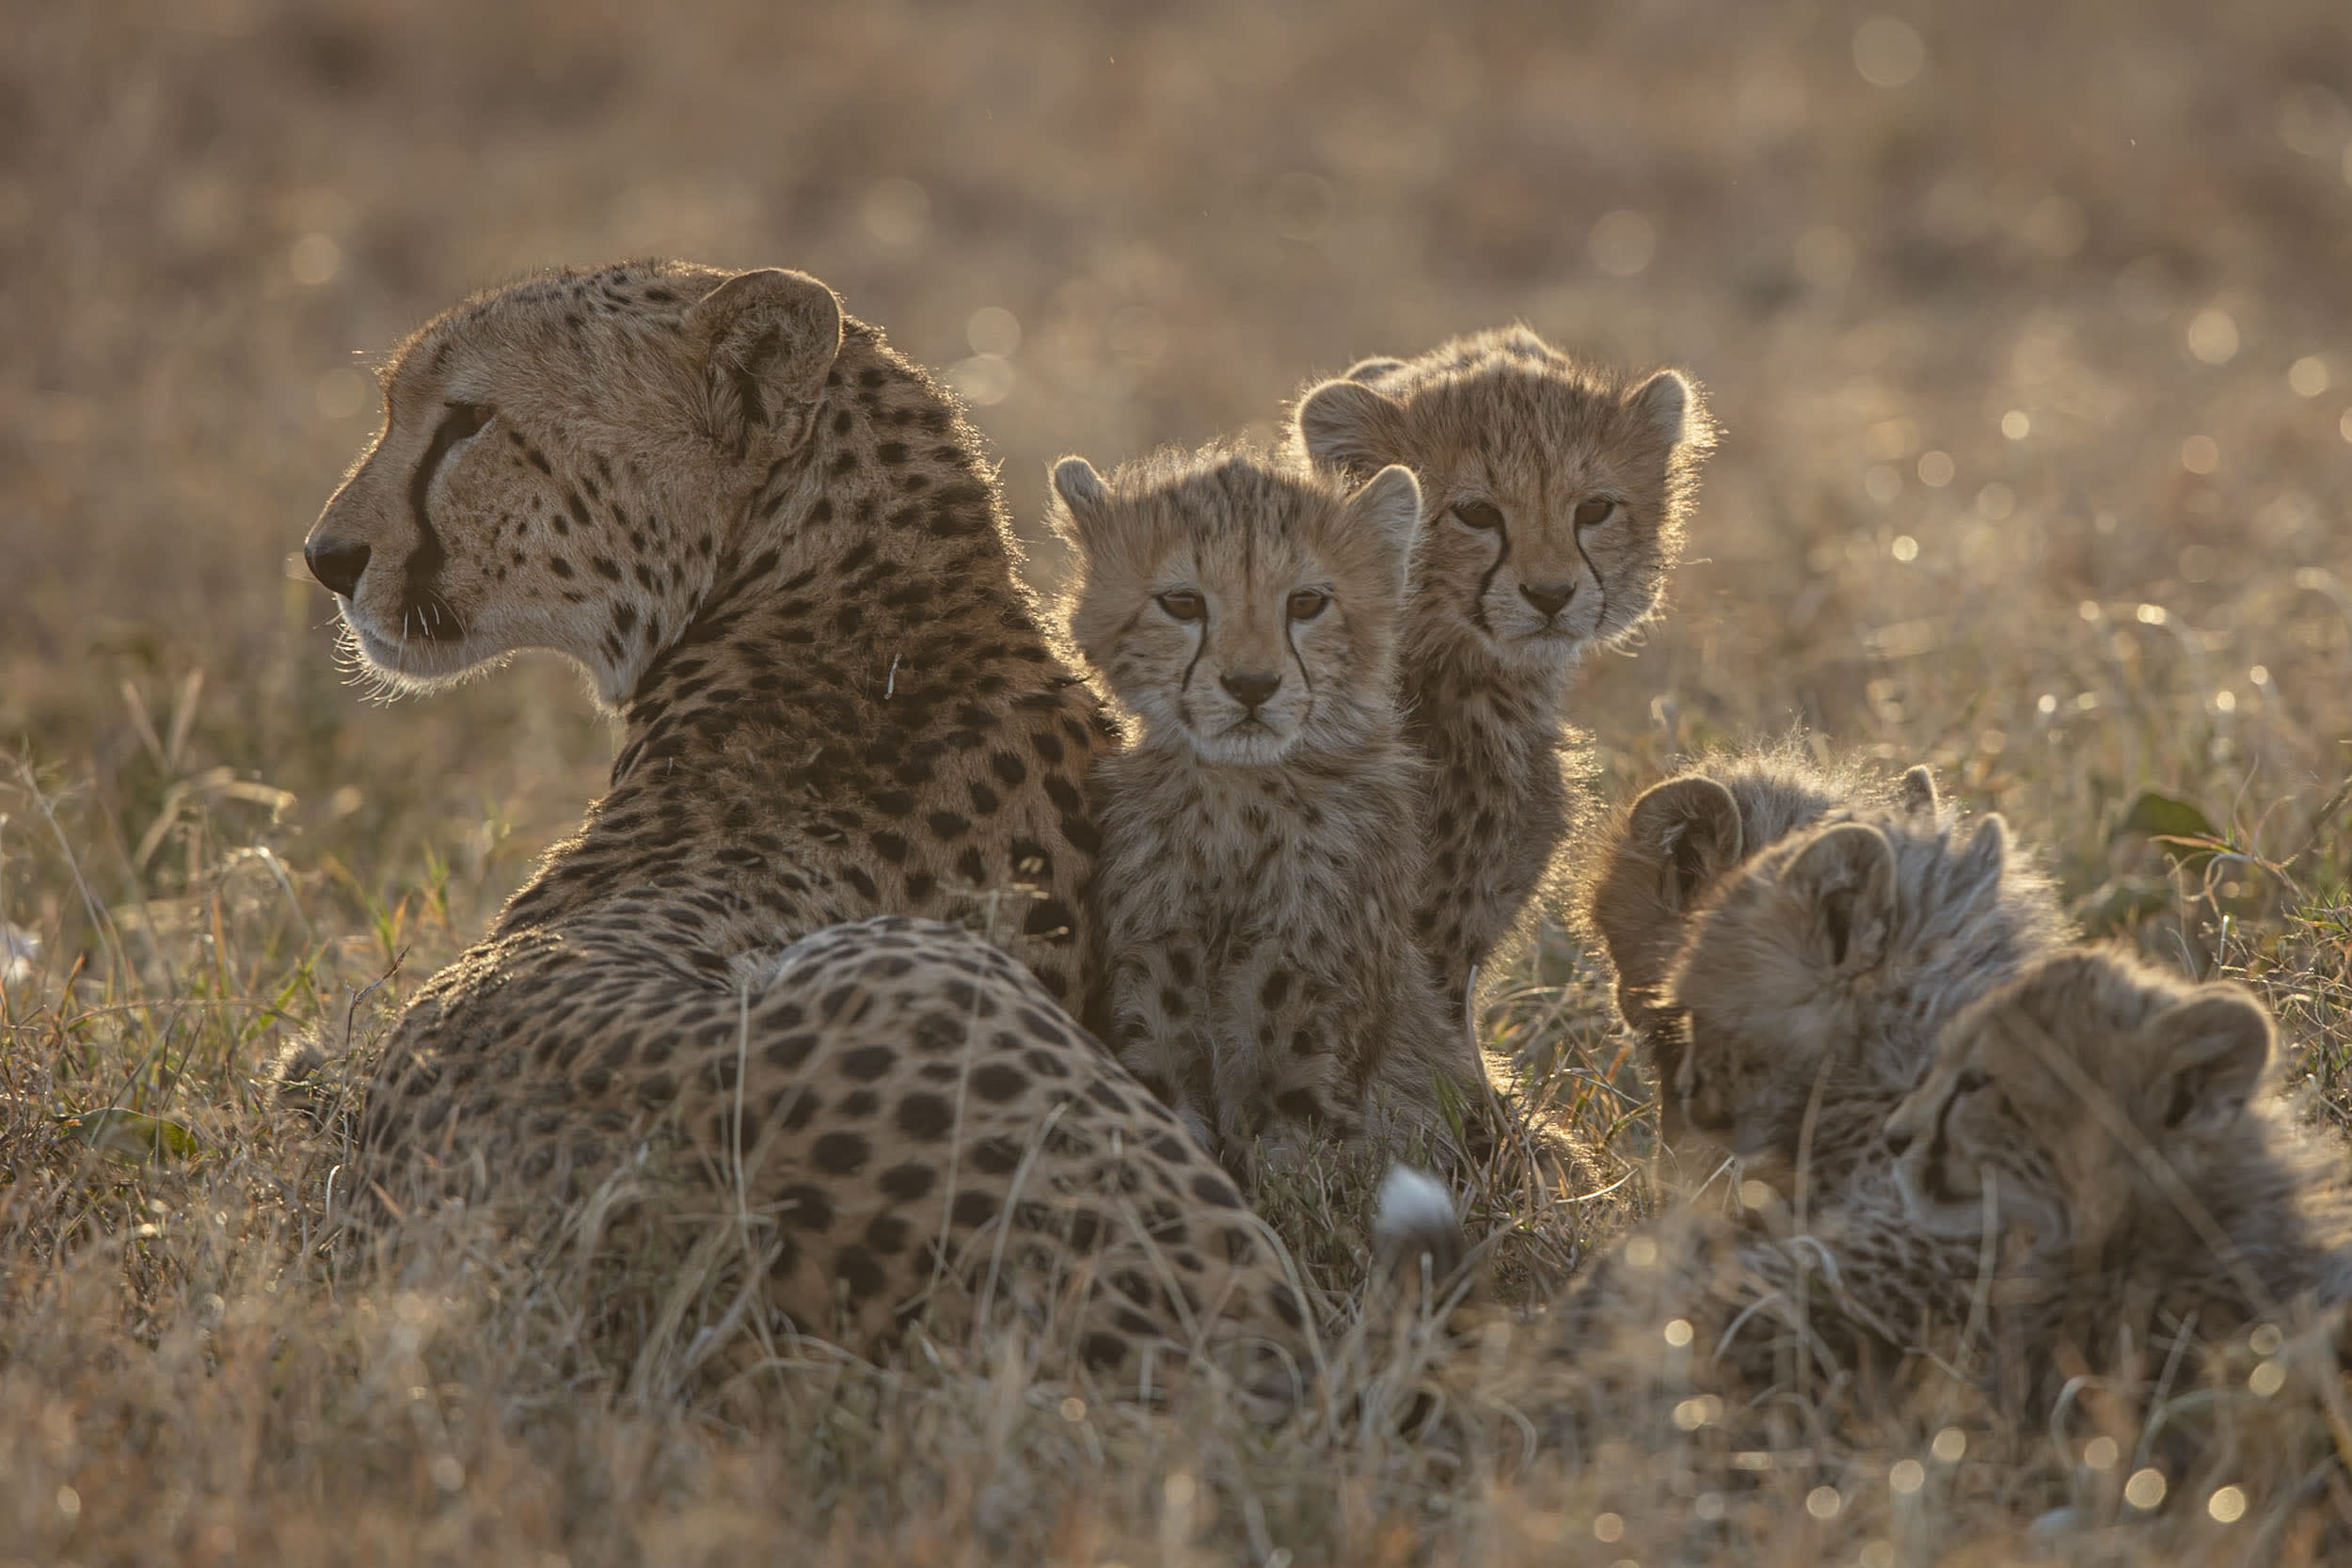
(494, 324, 1109, 1007)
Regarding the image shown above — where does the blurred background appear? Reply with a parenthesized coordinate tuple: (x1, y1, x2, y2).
(4, 0, 2349, 938)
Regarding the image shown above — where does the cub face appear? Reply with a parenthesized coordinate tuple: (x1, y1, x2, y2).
(1293, 327, 1708, 675)
(301, 262, 844, 708)
(1884, 948, 2276, 1252)
(1668, 801, 2010, 1163)
(1051, 451, 1421, 765)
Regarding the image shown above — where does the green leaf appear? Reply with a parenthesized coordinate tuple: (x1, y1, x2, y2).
(2116, 790, 2218, 844)
(62, 1108, 199, 1164)
(2114, 790, 2222, 869)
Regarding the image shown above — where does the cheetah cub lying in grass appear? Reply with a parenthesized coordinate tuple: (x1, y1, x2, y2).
(1291, 328, 1714, 1015)
(1579, 746, 1923, 1150)
(1051, 447, 1484, 1175)
(1667, 778, 2069, 1195)
(1887, 944, 2352, 1381)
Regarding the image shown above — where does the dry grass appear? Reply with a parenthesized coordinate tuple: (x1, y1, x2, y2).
(6, 0, 2352, 1561)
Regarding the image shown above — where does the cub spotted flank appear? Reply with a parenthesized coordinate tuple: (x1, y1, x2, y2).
(1051, 446, 1486, 1174)
(1291, 327, 1714, 1016)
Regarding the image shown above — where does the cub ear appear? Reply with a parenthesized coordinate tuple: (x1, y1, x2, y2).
(1295, 377, 1406, 475)
(1343, 356, 1407, 385)
(1626, 775, 1744, 911)
(1630, 368, 1697, 448)
(1899, 765, 1940, 818)
(686, 269, 845, 458)
(1343, 464, 1423, 571)
(1047, 456, 1110, 549)
(1783, 821, 1897, 972)
(1952, 813, 2011, 909)
(2149, 985, 2274, 1131)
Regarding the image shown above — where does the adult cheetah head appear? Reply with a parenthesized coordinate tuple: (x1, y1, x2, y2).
(1294, 327, 1710, 675)
(302, 261, 843, 707)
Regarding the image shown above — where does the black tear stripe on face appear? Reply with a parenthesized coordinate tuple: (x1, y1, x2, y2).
(1570, 508, 1612, 634)
(1281, 598, 1315, 705)
(1467, 510, 1512, 638)
(404, 402, 491, 642)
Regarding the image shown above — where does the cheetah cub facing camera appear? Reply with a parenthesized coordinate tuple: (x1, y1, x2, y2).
(1292, 328, 1714, 1013)
(1052, 447, 1480, 1173)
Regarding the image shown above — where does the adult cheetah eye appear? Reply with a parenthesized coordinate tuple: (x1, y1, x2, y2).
(1452, 499, 1504, 532)
(441, 402, 493, 441)
(1573, 496, 1615, 529)
(1156, 590, 1204, 623)
(1285, 589, 1329, 621)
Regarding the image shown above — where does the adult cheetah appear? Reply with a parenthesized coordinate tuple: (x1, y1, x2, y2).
(299, 261, 1311, 1388)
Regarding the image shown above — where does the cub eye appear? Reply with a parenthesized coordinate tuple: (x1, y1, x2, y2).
(1156, 590, 1204, 623)
(1286, 589, 1329, 621)
(1452, 499, 1504, 531)
(1573, 496, 1614, 529)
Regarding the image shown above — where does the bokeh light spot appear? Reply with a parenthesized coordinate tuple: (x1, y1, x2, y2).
(2082, 1436, 2120, 1470)
(861, 179, 930, 248)
(1591, 210, 1658, 277)
(2001, 409, 2030, 439)
(1917, 451, 1954, 487)
(2186, 309, 2239, 365)
(966, 307, 1021, 357)
(2249, 1359, 2286, 1396)
(1593, 1511, 1625, 1543)
(1931, 1427, 1966, 1463)
(2181, 435, 2219, 474)
(290, 233, 342, 285)
(2124, 1468, 2167, 1510)
(1889, 1460, 1925, 1495)
(1805, 1486, 1841, 1520)
(1891, 534, 1918, 562)
(2209, 1485, 2248, 1524)
(2288, 356, 2328, 397)
(1852, 18, 1925, 87)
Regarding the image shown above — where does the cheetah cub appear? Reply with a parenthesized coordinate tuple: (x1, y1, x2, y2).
(1052, 446, 1479, 1172)
(1886, 945, 2352, 1358)
(1668, 784, 2068, 1196)
(1580, 747, 1927, 1149)
(1291, 328, 1714, 1013)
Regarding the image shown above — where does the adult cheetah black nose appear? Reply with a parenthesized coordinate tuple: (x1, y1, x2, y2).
(1519, 581, 1575, 619)
(1220, 671, 1280, 710)
(306, 540, 373, 598)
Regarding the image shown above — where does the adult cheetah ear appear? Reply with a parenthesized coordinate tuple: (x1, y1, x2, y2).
(1627, 775, 1743, 911)
(1631, 369, 1696, 448)
(686, 269, 845, 459)
(1343, 356, 1407, 385)
(1295, 377, 1406, 475)
(1048, 456, 1111, 549)
(1783, 822, 1896, 973)
(1343, 465, 1422, 578)
(1899, 765, 1940, 818)
(2148, 985, 2274, 1131)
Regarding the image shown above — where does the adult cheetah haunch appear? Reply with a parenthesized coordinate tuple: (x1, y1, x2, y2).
(298, 261, 1312, 1389)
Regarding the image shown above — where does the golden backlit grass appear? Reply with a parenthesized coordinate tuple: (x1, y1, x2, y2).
(5, 0, 2352, 1561)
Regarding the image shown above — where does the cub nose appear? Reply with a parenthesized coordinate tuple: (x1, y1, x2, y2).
(306, 540, 373, 598)
(1519, 581, 1574, 619)
(1219, 671, 1280, 710)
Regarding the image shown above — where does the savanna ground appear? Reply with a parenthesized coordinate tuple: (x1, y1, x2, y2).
(4, 1, 2352, 1562)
